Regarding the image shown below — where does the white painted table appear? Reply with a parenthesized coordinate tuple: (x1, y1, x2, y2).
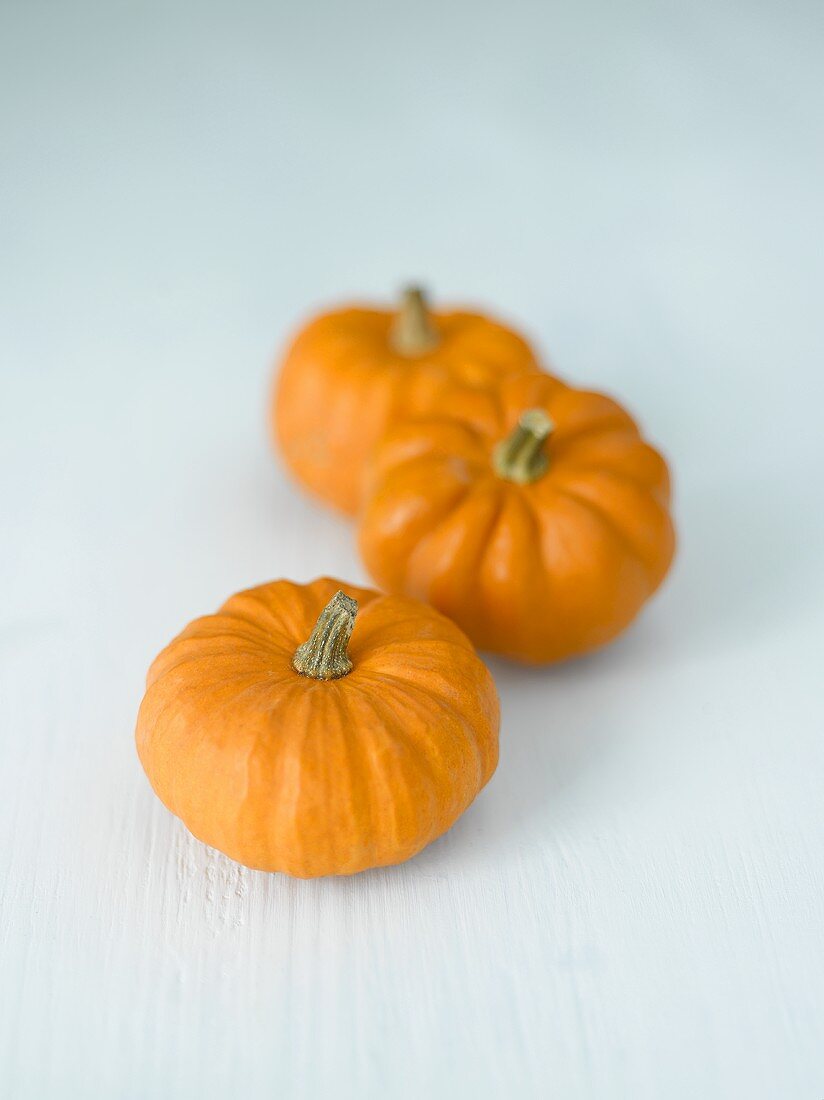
(2, 1, 822, 1096)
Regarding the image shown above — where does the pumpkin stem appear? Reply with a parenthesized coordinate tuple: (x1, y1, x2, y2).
(493, 409, 554, 484)
(390, 285, 439, 356)
(293, 591, 358, 680)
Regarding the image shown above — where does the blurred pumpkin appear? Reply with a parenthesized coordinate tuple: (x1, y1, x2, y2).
(272, 286, 542, 515)
(136, 577, 499, 877)
(358, 374, 675, 663)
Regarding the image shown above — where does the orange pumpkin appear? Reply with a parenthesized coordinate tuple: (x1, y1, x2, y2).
(272, 286, 542, 515)
(358, 374, 676, 663)
(135, 577, 499, 877)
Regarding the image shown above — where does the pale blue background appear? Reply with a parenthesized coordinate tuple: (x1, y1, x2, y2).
(2, 1, 823, 1097)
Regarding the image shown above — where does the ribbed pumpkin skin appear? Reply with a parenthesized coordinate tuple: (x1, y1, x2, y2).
(135, 578, 499, 877)
(272, 305, 541, 515)
(358, 374, 676, 664)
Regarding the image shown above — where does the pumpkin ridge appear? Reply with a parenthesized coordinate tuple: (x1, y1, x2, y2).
(351, 683, 440, 856)
(552, 461, 671, 505)
(348, 596, 478, 656)
(217, 591, 309, 648)
(145, 645, 291, 695)
(372, 441, 488, 484)
(219, 669, 308, 714)
(404, 478, 499, 591)
(481, 489, 554, 640)
(151, 613, 276, 653)
(543, 416, 639, 453)
(157, 610, 299, 653)
(351, 633, 475, 663)
(363, 479, 478, 593)
(357, 673, 484, 821)
(509, 487, 574, 617)
(150, 660, 294, 704)
(374, 413, 492, 462)
(334, 686, 379, 865)
(439, 346, 529, 383)
(294, 313, 388, 360)
(444, 318, 535, 360)
(356, 686, 466, 831)
(551, 481, 661, 579)
(240, 680, 314, 871)
(199, 619, 289, 648)
(173, 619, 292, 655)
(359, 660, 491, 790)
(458, 480, 512, 622)
(316, 690, 347, 869)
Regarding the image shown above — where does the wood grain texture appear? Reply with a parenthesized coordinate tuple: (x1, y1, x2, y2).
(1, 0, 823, 1097)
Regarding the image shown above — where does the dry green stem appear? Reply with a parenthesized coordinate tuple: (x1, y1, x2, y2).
(293, 591, 358, 680)
(390, 285, 439, 356)
(493, 409, 554, 484)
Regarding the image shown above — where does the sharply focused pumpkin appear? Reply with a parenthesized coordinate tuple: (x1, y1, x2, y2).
(272, 286, 542, 515)
(135, 577, 499, 877)
(358, 374, 676, 663)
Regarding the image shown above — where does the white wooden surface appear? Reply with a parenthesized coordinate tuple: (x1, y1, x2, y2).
(2, 1, 823, 1096)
